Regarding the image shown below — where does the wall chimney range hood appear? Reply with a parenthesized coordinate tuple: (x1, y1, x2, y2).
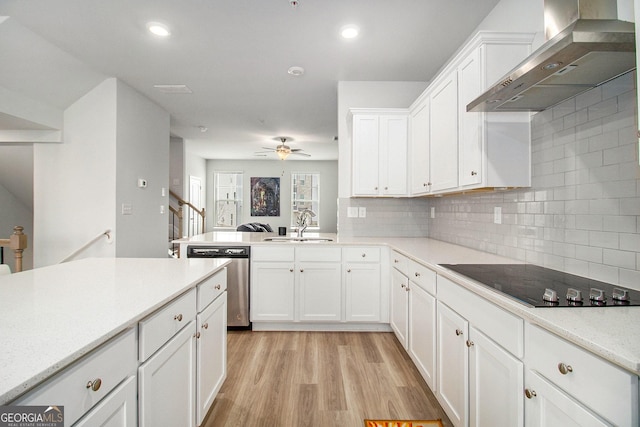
(467, 0, 636, 113)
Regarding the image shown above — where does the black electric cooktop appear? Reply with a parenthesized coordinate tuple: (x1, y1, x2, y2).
(439, 264, 640, 307)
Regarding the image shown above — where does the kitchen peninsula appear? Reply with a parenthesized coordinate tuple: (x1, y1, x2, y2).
(0, 257, 229, 425)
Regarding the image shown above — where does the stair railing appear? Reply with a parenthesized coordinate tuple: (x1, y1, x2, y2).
(169, 191, 205, 258)
(59, 230, 112, 264)
(0, 226, 28, 273)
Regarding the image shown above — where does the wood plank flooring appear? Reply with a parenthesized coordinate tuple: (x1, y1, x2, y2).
(203, 331, 452, 427)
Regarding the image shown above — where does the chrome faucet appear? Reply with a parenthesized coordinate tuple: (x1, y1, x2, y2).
(295, 209, 315, 238)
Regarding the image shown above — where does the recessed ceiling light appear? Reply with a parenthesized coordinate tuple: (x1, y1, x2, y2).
(147, 22, 171, 37)
(340, 25, 359, 39)
(153, 84, 192, 94)
(288, 66, 305, 76)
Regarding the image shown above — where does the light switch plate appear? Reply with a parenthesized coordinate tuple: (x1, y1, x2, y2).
(122, 203, 133, 215)
(494, 206, 502, 224)
(358, 207, 366, 218)
(347, 207, 358, 218)
(430, 207, 435, 218)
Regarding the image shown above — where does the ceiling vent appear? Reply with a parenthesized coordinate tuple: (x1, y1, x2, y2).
(153, 84, 193, 94)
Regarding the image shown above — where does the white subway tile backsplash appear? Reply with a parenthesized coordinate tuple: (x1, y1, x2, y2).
(587, 97, 618, 121)
(576, 85, 602, 110)
(589, 231, 619, 249)
(603, 215, 636, 233)
(575, 245, 603, 263)
(619, 268, 640, 291)
(603, 248, 636, 269)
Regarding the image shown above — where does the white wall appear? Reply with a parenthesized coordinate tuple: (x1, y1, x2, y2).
(206, 159, 338, 233)
(170, 137, 184, 199)
(33, 78, 170, 266)
(115, 79, 170, 258)
(34, 78, 117, 267)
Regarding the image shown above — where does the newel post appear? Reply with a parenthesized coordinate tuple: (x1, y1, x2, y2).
(9, 226, 27, 273)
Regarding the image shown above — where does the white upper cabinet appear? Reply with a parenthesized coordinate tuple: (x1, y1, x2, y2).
(351, 109, 408, 197)
(406, 32, 535, 196)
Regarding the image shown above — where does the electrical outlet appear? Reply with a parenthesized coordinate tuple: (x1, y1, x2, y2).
(160, 205, 165, 214)
(494, 207, 502, 224)
(358, 207, 366, 218)
(347, 207, 358, 218)
(430, 207, 435, 219)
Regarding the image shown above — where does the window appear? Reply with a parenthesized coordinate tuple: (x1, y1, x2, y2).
(214, 172, 243, 228)
(291, 173, 319, 228)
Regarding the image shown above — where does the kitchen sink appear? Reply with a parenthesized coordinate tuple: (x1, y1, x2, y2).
(262, 237, 333, 242)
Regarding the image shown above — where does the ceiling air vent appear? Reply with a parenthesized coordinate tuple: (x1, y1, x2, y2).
(153, 84, 193, 94)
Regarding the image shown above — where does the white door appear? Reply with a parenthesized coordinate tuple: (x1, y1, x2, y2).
(524, 370, 610, 427)
(344, 262, 381, 322)
(410, 98, 431, 195)
(138, 322, 197, 427)
(390, 268, 409, 348)
(469, 326, 523, 427)
(74, 376, 137, 427)
(352, 114, 381, 196)
(250, 262, 295, 321)
(297, 262, 342, 322)
(189, 176, 202, 236)
(458, 47, 483, 187)
(436, 301, 468, 427)
(408, 283, 436, 390)
(197, 293, 227, 425)
(430, 72, 459, 193)
(379, 114, 408, 196)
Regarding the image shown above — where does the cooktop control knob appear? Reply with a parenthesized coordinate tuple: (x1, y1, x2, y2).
(543, 288, 558, 303)
(566, 288, 583, 302)
(589, 288, 606, 302)
(612, 288, 630, 302)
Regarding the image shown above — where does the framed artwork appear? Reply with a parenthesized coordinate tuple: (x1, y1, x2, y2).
(250, 177, 280, 216)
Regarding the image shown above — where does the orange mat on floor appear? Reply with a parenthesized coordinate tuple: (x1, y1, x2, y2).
(364, 420, 443, 427)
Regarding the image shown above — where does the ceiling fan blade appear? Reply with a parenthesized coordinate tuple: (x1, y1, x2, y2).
(290, 152, 311, 157)
(290, 148, 304, 152)
(261, 147, 276, 150)
(254, 151, 273, 154)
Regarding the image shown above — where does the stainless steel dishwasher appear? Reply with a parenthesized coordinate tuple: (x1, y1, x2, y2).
(186, 245, 251, 329)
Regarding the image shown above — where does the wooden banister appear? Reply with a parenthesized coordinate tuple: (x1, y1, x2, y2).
(169, 190, 205, 233)
(0, 226, 27, 273)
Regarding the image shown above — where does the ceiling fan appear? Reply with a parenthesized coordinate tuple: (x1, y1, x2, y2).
(254, 137, 310, 160)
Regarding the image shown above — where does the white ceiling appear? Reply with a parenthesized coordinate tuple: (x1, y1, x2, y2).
(0, 0, 501, 161)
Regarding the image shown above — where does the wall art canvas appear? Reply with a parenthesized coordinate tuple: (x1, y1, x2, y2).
(250, 177, 280, 216)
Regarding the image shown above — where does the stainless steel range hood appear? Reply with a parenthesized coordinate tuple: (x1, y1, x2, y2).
(467, 0, 636, 112)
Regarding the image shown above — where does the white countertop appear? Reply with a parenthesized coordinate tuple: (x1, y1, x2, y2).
(0, 257, 229, 404)
(180, 232, 640, 375)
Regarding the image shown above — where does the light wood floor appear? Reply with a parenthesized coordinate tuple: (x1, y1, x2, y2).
(203, 331, 452, 427)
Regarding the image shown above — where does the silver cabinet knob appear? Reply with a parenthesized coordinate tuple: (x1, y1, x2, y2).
(384, 186, 388, 190)
(174, 314, 183, 322)
(455, 329, 463, 336)
(86, 378, 102, 392)
(401, 284, 405, 289)
(414, 272, 420, 277)
(289, 268, 294, 272)
(347, 269, 351, 273)
(202, 323, 209, 329)
(300, 269, 304, 273)
(394, 259, 399, 263)
(194, 331, 201, 339)
(374, 186, 378, 190)
(361, 253, 366, 258)
(427, 182, 432, 186)
(466, 340, 474, 347)
(558, 362, 573, 375)
(214, 284, 221, 290)
(524, 389, 537, 399)
(471, 171, 478, 176)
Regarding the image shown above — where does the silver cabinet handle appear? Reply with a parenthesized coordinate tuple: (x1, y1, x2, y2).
(455, 329, 463, 336)
(86, 378, 102, 392)
(466, 340, 474, 347)
(524, 389, 537, 399)
(174, 314, 183, 321)
(558, 362, 573, 375)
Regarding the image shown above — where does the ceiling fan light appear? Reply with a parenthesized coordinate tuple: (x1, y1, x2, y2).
(277, 150, 290, 160)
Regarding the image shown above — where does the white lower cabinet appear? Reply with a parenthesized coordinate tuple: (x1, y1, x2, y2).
(298, 261, 342, 322)
(468, 326, 523, 427)
(390, 267, 409, 347)
(196, 292, 227, 425)
(344, 247, 382, 322)
(251, 261, 296, 321)
(74, 376, 137, 427)
(138, 321, 197, 427)
(524, 370, 609, 427)
(408, 282, 436, 390)
(436, 301, 468, 427)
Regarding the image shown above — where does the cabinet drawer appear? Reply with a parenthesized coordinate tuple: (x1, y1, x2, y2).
(296, 246, 341, 262)
(408, 259, 436, 295)
(526, 323, 638, 427)
(14, 328, 137, 426)
(437, 275, 523, 358)
(139, 288, 197, 361)
(197, 268, 227, 312)
(252, 245, 295, 262)
(344, 246, 381, 263)
(391, 251, 409, 276)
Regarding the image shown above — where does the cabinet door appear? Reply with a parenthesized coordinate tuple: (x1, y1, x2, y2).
(468, 326, 523, 427)
(430, 73, 459, 192)
(298, 262, 342, 321)
(251, 262, 295, 321)
(197, 293, 227, 425)
(408, 283, 436, 390)
(410, 98, 431, 195)
(352, 114, 380, 196)
(390, 268, 409, 348)
(139, 321, 197, 427)
(345, 262, 381, 322)
(524, 370, 610, 427)
(379, 115, 408, 195)
(436, 301, 468, 427)
(458, 47, 483, 187)
(74, 376, 137, 427)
